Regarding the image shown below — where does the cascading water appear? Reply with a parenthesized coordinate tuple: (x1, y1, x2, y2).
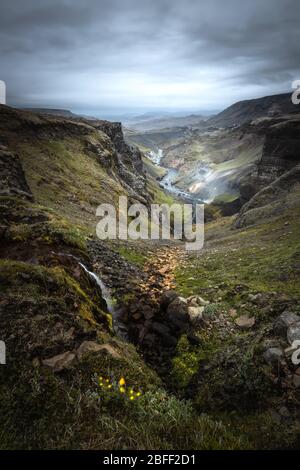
(52, 251, 130, 340)
(51, 252, 115, 319)
(76, 260, 115, 315)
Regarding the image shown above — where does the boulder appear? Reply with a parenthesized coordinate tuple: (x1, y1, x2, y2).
(263, 347, 283, 367)
(76, 341, 121, 360)
(235, 314, 255, 329)
(187, 295, 209, 307)
(273, 311, 300, 338)
(42, 351, 76, 372)
(166, 297, 189, 332)
(160, 290, 178, 309)
(187, 306, 205, 326)
(151, 322, 177, 347)
(287, 322, 300, 345)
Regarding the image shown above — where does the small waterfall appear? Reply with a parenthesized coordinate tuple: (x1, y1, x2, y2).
(76, 261, 115, 315)
(51, 251, 115, 315)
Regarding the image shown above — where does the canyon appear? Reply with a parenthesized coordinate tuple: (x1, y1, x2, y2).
(0, 92, 300, 450)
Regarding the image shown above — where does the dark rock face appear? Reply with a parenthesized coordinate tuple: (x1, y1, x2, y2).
(256, 116, 300, 183)
(0, 146, 33, 200)
(166, 297, 189, 333)
(234, 163, 300, 228)
(273, 311, 300, 339)
(87, 120, 148, 204)
(233, 113, 300, 227)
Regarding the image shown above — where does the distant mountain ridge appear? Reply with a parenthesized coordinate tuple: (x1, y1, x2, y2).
(207, 92, 298, 128)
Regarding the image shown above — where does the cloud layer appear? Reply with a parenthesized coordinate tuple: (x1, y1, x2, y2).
(1, 0, 299, 115)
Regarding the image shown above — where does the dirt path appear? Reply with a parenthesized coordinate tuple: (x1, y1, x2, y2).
(141, 245, 186, 300)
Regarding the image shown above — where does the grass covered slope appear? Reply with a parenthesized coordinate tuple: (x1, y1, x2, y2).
(0, 105, 149, 228)
(172, 201, 300, 449)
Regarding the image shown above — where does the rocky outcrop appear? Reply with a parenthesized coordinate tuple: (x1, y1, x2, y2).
(256, 115, 300, 182)
(0, 105, 149, 206)
(87, 119, 148, 203)
(234, 164, 300, 228)
(0, 145, 33, 200)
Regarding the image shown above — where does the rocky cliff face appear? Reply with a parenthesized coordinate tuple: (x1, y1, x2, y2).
(88, 119, 147, 202)
(0, 145, 33, 200)
(256, 115, 300, 182)
(0, 105, 149, 208)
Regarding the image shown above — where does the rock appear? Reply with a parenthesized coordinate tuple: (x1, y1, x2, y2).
(167, 297, 189, 332)
(293, 374, 300, 388)
(42, 351, 76, 372)
(151, 322, 177, 347)
(0, 148, 33, 200)
(76, 341, 121, 360)
(273, 311, 300, 338)
(235, 314, 255, 329)
(287, 322, 300, 345)
(263, 347, 283, 367)
(151, 322, 171, 336)
(160, 290, 178, 309)
(187, 295, 209, 307)
(143, 305, 155, 320)
(187, 306, 205, 326)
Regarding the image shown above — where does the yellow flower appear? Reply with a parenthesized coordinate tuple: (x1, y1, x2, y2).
(130, 396, 135, 401)
(119, 377, 126, 386)
(119, 386, 126, 393)
(107, 384, 112, 389)
(136, 392, 141, 397)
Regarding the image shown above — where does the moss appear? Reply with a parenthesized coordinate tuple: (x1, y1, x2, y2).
(171, 335, 203, 389)
(117, 245, 147, 267)
(42, 214, 89, 250)
(8, 223, 33, 241)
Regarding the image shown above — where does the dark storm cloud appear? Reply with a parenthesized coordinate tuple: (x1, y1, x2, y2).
(0, 0, 299, 113)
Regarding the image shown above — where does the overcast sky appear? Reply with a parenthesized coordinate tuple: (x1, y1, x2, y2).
(1, 0, 300, 116)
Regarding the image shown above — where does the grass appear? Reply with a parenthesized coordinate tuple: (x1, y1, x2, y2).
(176, 206, 300, 300)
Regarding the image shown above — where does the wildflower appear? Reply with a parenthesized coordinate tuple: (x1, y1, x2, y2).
(119, 377, 126, 386)
(130, 396, 135, 401)
(119, 386, 126, 393)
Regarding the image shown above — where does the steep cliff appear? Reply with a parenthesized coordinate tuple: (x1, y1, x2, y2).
(0, 105, 149, 229)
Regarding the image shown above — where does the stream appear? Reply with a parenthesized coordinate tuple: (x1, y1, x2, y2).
(148, 148, 235, 204)
(148, 148, 207, 203)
